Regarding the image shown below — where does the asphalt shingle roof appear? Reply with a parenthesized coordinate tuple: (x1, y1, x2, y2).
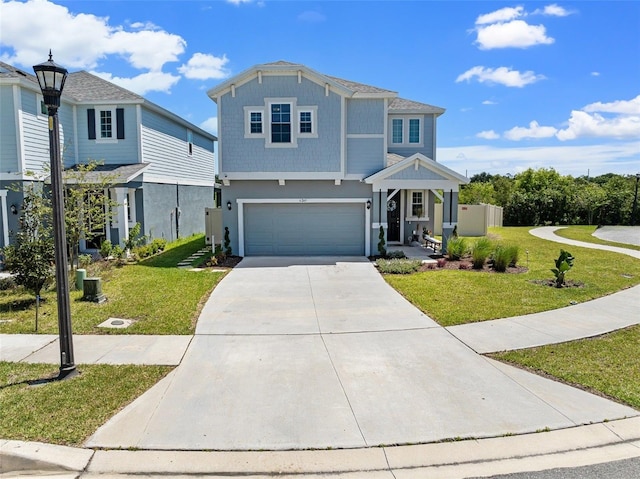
(63, 71, 142, 102)
(389, 97, 445, 114)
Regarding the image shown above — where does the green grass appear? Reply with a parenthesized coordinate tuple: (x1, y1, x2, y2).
(0, 234, 226, 335)
(384, 227, 640, 326)
(554, 225, 640, 252)
(0, 362, 172, 446)
(491, 325, 640, 409)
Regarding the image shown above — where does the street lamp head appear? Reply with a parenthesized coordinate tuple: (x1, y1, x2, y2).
(33, 50, 68, 109)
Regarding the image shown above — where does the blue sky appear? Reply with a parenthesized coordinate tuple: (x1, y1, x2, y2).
(1, 0, 638, 177)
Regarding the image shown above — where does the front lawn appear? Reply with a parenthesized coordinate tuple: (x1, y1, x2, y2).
(491, 325, 640, 409)
(0, 362, 172, 446)
(554, 225, 640, 252)
(384, 227, 640, 326)
(0, 235, 227, 335)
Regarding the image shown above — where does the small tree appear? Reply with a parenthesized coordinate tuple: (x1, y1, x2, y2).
(377, 225, 387, 257)
(551, 249, 575, 288)
(3, 183, 55, 330)
(224, 227, 232, 256)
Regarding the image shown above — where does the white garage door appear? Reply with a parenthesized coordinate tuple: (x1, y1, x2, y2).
(244, 203, 365, 256)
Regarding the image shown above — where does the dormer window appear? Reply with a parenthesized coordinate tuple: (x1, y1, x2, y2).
(389, 116, 423, 147)
(87, 107, 125, 142)
(392, 119, 403, 143)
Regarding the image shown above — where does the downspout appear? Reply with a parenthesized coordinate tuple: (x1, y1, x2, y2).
(175, 182, 180, 239)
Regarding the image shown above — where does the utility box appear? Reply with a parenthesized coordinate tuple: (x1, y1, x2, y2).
(205, 208, 223, 246)
(83, 277, 107, 303)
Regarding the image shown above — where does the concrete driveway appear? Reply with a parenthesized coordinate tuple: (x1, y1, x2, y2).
(87, 257, 636, 451)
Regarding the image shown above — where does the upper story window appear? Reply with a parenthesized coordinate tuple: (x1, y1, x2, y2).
(250, 112, 263, 134)
(392, 119, 403, 143)
(88, 107, 125, 142)
(409, 119, 420, 144)
(271, 103, 291, 143)
(187, 130, 194, 156)
(389, 116, 423, 147)
(244, 99, 316, 147)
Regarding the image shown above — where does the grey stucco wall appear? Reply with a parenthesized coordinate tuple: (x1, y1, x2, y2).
(0, 181, 25, 248)
(221, 180, 374, 255)
(141, 182, 213, 243)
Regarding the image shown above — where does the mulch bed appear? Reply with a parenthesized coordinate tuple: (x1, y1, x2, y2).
(529, 279, 585, 288)
(419, 258, 528, 274)
(215, 255, 243, 269)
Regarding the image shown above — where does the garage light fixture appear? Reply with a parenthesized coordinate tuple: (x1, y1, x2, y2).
(227, 201, 232, 211)
(366, 200, 372, 210)
(10, 204, 18, 215)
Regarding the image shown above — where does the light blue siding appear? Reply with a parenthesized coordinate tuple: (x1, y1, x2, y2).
(387, 164, 448, 181)
(388, 114, 436, 159)
(219, 76, 342, 173)
(346, 99, 384, 134)
(0, 86, 18, 172)
(21, 89, 50, 172)
(58, 103, 75, 168)
(141, 108, 215, 183)
(346, 138, 385, 176)
(77, 106, 139, 165)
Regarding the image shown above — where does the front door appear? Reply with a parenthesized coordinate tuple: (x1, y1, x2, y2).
(387, 191, 401, 242)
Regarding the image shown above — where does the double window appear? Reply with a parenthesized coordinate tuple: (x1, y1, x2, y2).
(244, 99, 317, 147)
(390, 117, 422, 146)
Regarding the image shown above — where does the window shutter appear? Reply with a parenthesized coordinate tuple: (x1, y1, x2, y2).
(116, 108, 125, 139)
(87, 109, 96, 139)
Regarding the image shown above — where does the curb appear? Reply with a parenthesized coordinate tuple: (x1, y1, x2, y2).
(2, 418, 640, 477)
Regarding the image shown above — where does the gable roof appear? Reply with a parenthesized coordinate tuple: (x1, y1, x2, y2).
(207, 60, 397, 101)
(366, 153, 469, 185)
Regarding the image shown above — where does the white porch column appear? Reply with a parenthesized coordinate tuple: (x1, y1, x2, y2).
(0, 190, 8, 248)
(114, 187, 129, 246)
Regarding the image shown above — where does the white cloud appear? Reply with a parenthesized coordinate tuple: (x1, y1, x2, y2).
(504, 121, 558, 140)
(200, 117, 218, 136)
(556, 111, 640, 141)
(482, 100, 498, 105)
(227, 0, 253, 4)
(476, 20, 554, 49)
(534, 4, 572, 17)
(583, 95, 640, 115)
(179, 53, 230, 80)
(438, 142, 640, 177)
(456, 66, 545, 88)
(477, 130, 500, 140)
(591, 71, 600, 77)
(0, 0, 185, 71)
(475, 6, 524, 25)
(92, 71, 180, 95)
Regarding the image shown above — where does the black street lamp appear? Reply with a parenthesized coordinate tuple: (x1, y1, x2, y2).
(632, 173, 640, 226)
(33, 51, 76, 380)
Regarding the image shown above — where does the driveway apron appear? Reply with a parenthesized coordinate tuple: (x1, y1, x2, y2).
(87, 257, 637, 450)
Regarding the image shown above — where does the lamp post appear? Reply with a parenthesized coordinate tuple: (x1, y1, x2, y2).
(33, 51, 76, 380)
(632, 173, 640, 227)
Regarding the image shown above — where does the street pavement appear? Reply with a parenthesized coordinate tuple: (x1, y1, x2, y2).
(2, 226, 640, 477)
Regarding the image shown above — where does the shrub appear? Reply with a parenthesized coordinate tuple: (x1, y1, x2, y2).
(459, 262, 472, 270)
(505, 244, 520, 267)
(436, 258, 447, 268)
(224, 227, 232, 256)
(471, 237, 493, 269)
(150, 238, 167, 252)
(78, 254, 93, 269)
(99, 240, 112, 259)
(447, 237, 467, 261)
(492, 244, 511, 272)
(376, 258, 422, 274)
(111, 244, 125, 259)
(0, 276, 17, 291)
(387, 250, 407, 259)
(552, 249, 575, 288)
(377, 225, 386, 257)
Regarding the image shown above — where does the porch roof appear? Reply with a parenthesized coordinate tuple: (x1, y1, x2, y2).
(52, 163, 151, 185)
(366, 153, 469, 191)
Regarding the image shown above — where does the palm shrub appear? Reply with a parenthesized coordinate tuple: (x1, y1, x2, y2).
(446, 236, 467, 261)
(471, 237, 493, 269)
(552, 249, 575, 288)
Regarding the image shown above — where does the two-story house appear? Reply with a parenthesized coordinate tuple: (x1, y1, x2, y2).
(0, 61, 216, 251)
(207, 61, 467, 256)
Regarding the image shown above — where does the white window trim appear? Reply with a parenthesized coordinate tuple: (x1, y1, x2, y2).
(266, 98, 297, 148)
(298, 106, 318, 138)
(36, 94, 48, 120)
(405, 189, 429, 221)
(244, 107, 265, 139)
(110, 188, 137, 228)
(389, 116, 424, 147)
(95, 106, 118, 144)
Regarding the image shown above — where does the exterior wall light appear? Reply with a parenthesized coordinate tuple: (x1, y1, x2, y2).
(366, 200, 372, 210)
(10, 204, 18, 215)
(227, 201, 232, 210)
